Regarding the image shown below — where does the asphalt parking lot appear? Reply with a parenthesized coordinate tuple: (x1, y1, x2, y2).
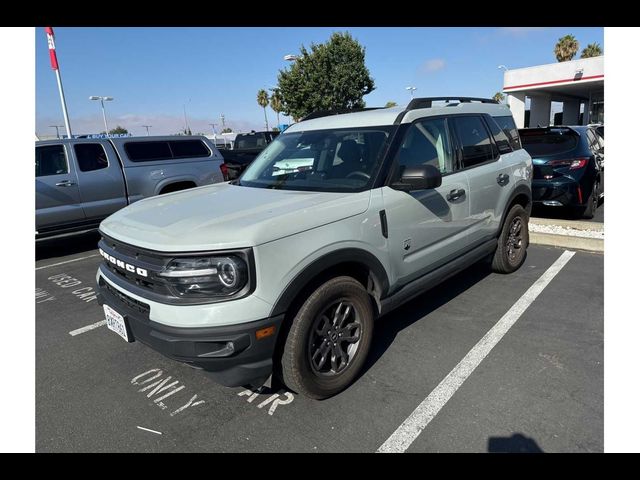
(36, 233, 603, 452)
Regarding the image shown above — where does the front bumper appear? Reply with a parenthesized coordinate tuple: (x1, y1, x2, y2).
(532, 178, 583, 207)
(96, 272, 283, 387)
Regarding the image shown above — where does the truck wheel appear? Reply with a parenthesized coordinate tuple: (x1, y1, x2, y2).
(492, 204, 529, 274)
(281, 276, 374, 399)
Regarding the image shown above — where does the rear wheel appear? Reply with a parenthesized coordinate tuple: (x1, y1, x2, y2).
(582, 179, 600, 219)
(280, 276, 374, 399)
(492, 204, 529, 274)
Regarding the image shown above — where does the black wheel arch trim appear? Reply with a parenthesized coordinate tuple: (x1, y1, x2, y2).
(499, 183, 532, 236)
(269, 248, 390, 318)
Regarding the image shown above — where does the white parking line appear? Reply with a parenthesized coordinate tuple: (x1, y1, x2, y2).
(36, 254, 99, 271)
(136, 426, 162, 435)
(69, 320, 107, 336)
(377, 249, 576, 453)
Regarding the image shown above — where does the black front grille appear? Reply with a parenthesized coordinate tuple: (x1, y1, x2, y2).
(99, 234, 170, 295)
(100, 276, 150, 315)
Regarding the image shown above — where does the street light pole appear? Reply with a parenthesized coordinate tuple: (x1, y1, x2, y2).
(142, 125, 152, 136)
(406, 86, 417, 98)
(89, 96, 113, 135)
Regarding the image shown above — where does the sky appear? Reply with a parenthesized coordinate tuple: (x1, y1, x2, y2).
(36, 27, 604, 137)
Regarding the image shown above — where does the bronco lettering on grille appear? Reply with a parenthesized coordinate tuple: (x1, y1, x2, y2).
(99, 248, 148, 277)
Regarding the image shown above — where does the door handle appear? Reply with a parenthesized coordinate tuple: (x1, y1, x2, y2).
(497, 173, 510, 186)
(55, 180, 76, 187)
(446, 188, 466, 202)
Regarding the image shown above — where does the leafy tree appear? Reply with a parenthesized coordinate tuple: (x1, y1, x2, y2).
(554, 35, 579, 62)
(221, 127, 233, 133)
(384, 101, 398, 108)
(277, 32, 375, 120)
(109, 126, 128, 135)
(270, 88, 284, 126)
(492, 92, 505, 103)
(581, 42, 603, 58)
(257, 89, 270, 131)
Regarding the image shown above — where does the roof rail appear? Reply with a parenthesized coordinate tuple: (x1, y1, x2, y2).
(406, 97, 498, 110)
(300, 107, 384, 122)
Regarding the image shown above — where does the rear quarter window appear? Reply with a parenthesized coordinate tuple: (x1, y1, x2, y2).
(494, 115, 522, 150)
(520, 131, 579, 156)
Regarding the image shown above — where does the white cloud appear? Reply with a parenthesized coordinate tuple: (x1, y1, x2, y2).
(421, 58, 445, 74)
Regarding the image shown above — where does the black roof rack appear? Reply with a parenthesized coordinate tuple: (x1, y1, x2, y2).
(406, 97, 498, 110)
(300, 107, 384, 122)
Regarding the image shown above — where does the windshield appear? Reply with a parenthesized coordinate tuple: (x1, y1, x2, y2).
(238, 126, 394, 192)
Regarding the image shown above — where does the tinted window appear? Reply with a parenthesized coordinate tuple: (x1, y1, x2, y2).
(520, 130, 579, 156)
(236, 136, 266, 149)
(36, 145, 68, 177)
(494, 115, 522, 150)
(125, 141, 172, 161)
(484, 116, 513, 155)
(170, 140, 210, 158)
(395, 118, 455, 175)
(75, 143, 109, 172)
(452, 116, 496, 168)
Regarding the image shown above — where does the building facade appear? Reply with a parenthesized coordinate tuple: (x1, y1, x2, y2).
(504, 56, 604, 128)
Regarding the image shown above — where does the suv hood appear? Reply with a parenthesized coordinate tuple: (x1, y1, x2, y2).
(100, 183, 371, 251)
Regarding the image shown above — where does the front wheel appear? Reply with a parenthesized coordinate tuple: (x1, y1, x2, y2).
(280, 276, 374, 399)
(492, 204, 529, 274)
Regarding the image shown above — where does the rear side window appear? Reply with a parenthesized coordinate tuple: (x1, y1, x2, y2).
(169, 140, 210, 158)
(494, 115, 522, 150)
(484, 116, 513, 155)
(451, 116, 496, 168)
(36, 145, 68, 177)
(520, 131, 579, 156)
(74, 143, 109, 172)
(125, 141, 172, 161)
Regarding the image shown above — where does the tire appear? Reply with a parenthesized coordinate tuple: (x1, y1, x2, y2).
(280, 276, 374, 399)
(492, 204, 529, 274)
(582, 179, 599, 219)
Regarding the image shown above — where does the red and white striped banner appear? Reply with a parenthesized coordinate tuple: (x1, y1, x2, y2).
(44, 27, 59, 70)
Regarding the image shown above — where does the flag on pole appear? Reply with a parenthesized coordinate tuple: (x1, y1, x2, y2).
(45, 27, 59, 70)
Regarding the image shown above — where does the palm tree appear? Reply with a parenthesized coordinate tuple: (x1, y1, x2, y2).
(257, 89, 270, 131)
(492, 92, 505, 104)
(384, 101, 398, 108)
(554, 35, 579, 62)
(270, 89, 283, 127)
(581, 42, 603, 58)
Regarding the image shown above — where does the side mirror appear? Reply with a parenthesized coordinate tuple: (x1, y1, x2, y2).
(392, 164, 442, 191)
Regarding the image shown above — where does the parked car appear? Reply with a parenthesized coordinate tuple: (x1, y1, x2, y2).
(219, 130, 279, 180)
(519, 126, 604, 219)
(36, 136, 224, 240)
(95, 97, 532, 399)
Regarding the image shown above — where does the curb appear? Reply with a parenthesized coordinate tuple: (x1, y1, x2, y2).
(530, 217, 604, 232)
(529, 231, 604, 253)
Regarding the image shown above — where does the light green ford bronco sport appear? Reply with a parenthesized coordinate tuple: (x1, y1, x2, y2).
(96, 97, 533, 399)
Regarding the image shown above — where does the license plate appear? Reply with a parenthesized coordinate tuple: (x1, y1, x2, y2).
(104, 304, 131, 342)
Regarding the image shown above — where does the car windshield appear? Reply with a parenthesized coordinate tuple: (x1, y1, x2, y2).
(238, 126, 394, 192)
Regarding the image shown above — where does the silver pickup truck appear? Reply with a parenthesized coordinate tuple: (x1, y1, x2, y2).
(36, 135, 224, 239)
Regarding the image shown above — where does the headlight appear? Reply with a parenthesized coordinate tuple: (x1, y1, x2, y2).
(157, 255, 248, 298)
